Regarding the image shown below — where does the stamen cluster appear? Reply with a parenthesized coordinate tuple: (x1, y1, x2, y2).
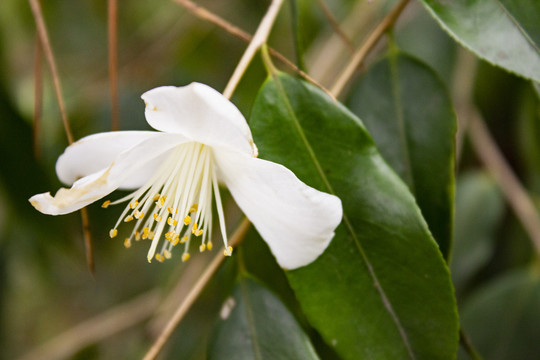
(104, 142, 232, 263)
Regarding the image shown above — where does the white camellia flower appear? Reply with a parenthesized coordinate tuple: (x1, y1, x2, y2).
(29, 83, 342, 269)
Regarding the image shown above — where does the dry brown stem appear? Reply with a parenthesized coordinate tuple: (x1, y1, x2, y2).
(316, 0, 354, 53)
(330, 0, 410, 97)
(143, 218, 251, 360)
(108, 0, 120, 131)
(28, 0, 74, 144)
(172, 0, 335, 102)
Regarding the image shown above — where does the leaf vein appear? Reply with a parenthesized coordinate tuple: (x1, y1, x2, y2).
(493, 0, 540, 53)
(272, 74, 416, 360)
(241, 278, 263, 360)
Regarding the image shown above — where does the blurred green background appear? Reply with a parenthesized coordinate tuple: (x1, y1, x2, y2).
(0, 0, 539, 359)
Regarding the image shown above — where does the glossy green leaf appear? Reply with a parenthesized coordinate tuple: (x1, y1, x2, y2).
(208, 275, 319, 360)
(420, 0, 540, 82)
(460, 268, 540, 360)
(451, 172, 504, 294)
(346, 51, 456, 258)
(250, 73, 458, 359)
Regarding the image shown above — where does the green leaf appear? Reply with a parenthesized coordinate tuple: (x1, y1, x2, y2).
(460, 268, 540, 360)
(451, 172, 504, 294)
(346, 51, 456, 258)
(419, 0, 540, 82)
(208, 275, 320, 360)
(250, 73, 458, 360)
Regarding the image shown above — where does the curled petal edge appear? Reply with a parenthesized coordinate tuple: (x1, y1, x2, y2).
(30, 133, 188, 215)
(214, 149, 343, 269)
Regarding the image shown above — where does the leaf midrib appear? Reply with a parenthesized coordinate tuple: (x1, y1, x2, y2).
(494, 0, 540, 53)
(241, 278, 263, 360)
(271, 74, 417, 360)
(388, 51, 416, 194)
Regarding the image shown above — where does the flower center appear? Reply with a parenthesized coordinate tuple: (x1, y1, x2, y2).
(103, 142, 232, 263)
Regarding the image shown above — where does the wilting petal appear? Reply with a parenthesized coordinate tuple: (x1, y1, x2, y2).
(141, 84, 257, 157)
(30, 133, 188, 215)
(30, 169, 118, 215)
(56, 131, 161, 185)
(215, 150, 343, 269)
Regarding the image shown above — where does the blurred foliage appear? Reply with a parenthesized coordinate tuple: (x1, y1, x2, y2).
(0, 0, 539, 359)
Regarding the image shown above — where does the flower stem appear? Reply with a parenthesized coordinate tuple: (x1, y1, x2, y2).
(172, 0, 331, 100)
(143, 218, 251, 360)
(222, 0, 284, 99)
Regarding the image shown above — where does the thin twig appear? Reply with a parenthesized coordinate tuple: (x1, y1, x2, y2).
(316, 0, 354, 53)
(108, 0, 120, 131)
(80, 207, 94, 275)
(28, 0, 74, 144)
(222, 0, 285, 99)
(143, 218, 251, 360)
(33, 34, 43, 159)
(459, 328, 483, 360)
(18, 290, 160, 360)
(330, 0, 410, 97)
(306, 0, 384, 84)
(453, 43, 540, 257)
(172, 0, 335, 102)
(29, 0, 96, 273)
(173, 0, 250, 43)
(452, 48, 478, 163)
(468, 112, 540, 257)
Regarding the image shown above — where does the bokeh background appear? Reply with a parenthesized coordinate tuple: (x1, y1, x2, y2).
(0, 0, 539, 359)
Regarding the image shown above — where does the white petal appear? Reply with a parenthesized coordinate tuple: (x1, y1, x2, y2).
(215, 151, 343, 269)
(30, 169, 117, 215)
(56, 131, 161, 185)
(141, 83, 257, 156)
(30, 133, 188, 215)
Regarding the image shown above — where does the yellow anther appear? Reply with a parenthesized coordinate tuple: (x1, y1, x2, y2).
(152, 194, 161, 201)
(142, 227, 150, 240)
(135, 231, 141, 241)
(109, 229, 118, 238)
(129, 201, 138, 209)
(165, 231, 175, 241)
(157, 196, 167, 207)
(164, 250, 172, 259)
(134, 210, 144, 219)
(181, 236, 189, 244)
(207, 241, 213, 251)
(124, 238, 131, 248)
(155, 253, 165, 262)
(189, 204, 198, 213)
(124, 215, 134, 223)
(224, 246, 233, 256)
(199, 244, 206, 252)
(152, 106, 157, 111)
(167, 217, 178, 226)
(153, 213, 162, 222)
(168, 207, 177, 214)
(184, 215, 191, 226)
(148, 231, 155, 240)
(194, 229, 203, 237)
(191, 223, 199, 234)
(182, 253, 190, 262)
(171, 234, 180, 246)
(101, 200, 111, 208)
